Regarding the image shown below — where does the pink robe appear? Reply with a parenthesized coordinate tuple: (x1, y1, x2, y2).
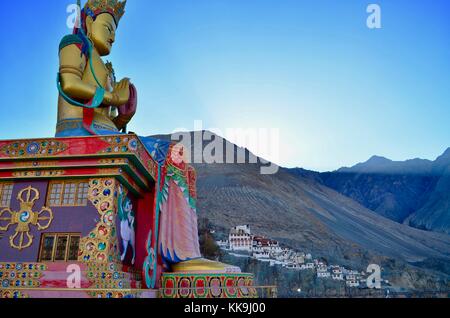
(159, 179, 201, 263)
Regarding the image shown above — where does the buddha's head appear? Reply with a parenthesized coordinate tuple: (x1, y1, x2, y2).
(79, 0, 126, 56)
(85, 13, 117, 56)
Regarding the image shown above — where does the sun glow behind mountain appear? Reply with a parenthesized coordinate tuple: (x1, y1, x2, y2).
(0, 1, 448, 171)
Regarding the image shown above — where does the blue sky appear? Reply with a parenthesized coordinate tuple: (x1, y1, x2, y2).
(0, 0, 449, 171)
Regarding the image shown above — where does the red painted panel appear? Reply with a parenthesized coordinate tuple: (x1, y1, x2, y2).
(0, 137, 110, 158)
(58, 138, 111, 156)
(135, 188, 155, 272)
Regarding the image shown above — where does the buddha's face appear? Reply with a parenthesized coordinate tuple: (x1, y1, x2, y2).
(86, 13, 117, 56)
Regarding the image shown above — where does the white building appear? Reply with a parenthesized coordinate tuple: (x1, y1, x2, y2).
(252, 236, 281, 254)
(299, 264, 308, 270)
(317, 263, 330, 278)
(346, 274, 360, 287)
(253, 251, 271, 260)
(317, 271, 331, 278)
(331, 266, 344, 281)
(270, 259, 286, 267)
(285, 263, 301, 270)
(229, 225, 253, 252)
(305, 263, 315, 269)
(294, 253, 305, 265)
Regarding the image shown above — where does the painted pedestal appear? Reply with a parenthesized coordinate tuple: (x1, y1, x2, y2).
(0, 135, 254, 298)
(160, 273, 257, 299)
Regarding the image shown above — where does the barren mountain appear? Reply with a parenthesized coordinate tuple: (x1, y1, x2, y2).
(152, 132, 450, 290)
(195, 162, 449, 263)
(317, 148, 450, 234)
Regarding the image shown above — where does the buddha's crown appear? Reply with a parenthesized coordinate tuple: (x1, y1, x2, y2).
(82, 0, 126, 26)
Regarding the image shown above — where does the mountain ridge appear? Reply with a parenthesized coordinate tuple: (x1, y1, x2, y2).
(297, 148, 450, 234)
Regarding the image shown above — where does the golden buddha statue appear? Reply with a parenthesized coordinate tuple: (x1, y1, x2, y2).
(56, 0, 236, 283)
(56, 0, 134, 136)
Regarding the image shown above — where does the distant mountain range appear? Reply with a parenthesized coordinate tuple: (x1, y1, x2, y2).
(298, 148, 450, 234)
(152, 132, 450, 291)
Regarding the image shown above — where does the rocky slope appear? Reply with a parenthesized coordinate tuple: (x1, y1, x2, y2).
(195, 161, 450, 264)
(152, 132, 450, 291)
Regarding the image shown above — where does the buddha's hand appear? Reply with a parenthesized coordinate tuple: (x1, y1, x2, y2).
(113, 82, 137, 130)
(111, 78, 131, 106)
(118, 83, 137, 118)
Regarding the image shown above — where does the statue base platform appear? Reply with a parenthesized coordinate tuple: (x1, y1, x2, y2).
(0, 261, 157, 298)
(0, 135, 255, 298)
(160, 272, 257, 298)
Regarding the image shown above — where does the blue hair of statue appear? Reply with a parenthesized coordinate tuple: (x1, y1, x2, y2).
(84, 7, 95, 19)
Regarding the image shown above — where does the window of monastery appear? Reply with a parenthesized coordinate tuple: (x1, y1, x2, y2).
(47, 180, 89, 207)
(0, 183, 13, 208)
(38, 233, 80, 262)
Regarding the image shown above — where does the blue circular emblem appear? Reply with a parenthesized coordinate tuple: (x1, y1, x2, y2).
(128, 139, 138, 151)
(27, 142, 40, 155)
(19, 211, 31, 223)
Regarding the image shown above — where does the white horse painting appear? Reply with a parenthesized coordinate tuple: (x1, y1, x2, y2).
(118, 186, 136, 265)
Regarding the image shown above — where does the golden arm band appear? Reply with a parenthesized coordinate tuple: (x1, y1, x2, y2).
(59, 65, 84, 78)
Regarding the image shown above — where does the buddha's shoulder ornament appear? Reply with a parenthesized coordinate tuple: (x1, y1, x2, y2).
(59, 34, 90, 57)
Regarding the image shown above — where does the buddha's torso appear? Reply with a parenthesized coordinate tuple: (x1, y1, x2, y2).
(57, 48, 118, 129)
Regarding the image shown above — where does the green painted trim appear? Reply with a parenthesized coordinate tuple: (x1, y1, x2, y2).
(59, 34, 83, 52)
